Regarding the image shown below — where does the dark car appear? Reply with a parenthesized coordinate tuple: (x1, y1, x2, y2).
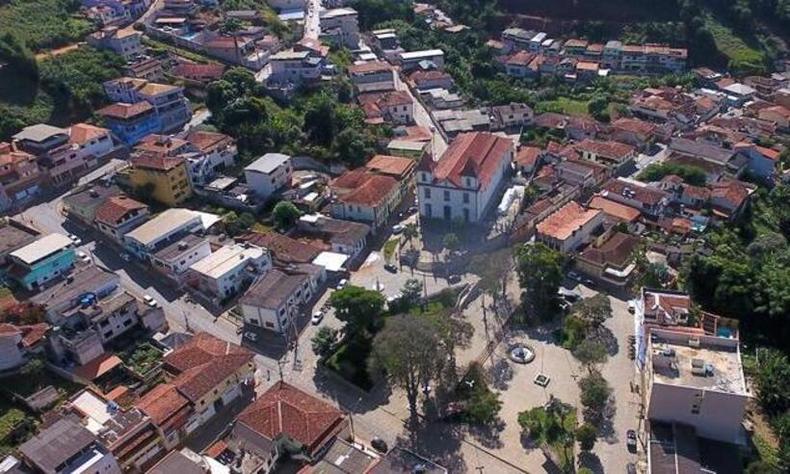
(370, 437, 388, 453)
(627, 463, 637, 474)
(626, 429, 638, 452)
(447, 274, 461, 284)
(384, 263, 398, 273)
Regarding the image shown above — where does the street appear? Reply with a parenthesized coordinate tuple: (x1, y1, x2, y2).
(303, 0, 322, 41)
(394, 70, 448, 157)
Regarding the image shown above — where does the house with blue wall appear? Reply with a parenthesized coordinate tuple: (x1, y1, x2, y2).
(7, 233, 75, 291)
(97, 101, 163, 146)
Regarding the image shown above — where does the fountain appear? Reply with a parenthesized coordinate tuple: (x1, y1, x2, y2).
(508, 343, 535, 364)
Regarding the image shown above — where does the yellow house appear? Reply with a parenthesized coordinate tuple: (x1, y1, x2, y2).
(160, 333, 255, 435)
(129, 153, 192, 206)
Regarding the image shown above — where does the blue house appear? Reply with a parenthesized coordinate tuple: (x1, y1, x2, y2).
(97, 101, 162, 146)
(7, 233, 75, 291)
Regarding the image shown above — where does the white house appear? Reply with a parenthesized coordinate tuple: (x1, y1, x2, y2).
(646, 328, 750, 444)
(416, 132, 514, 222)
(398, 49, 445, 71)
(87, 27, 143, 61)
(239, 265, 324, 333)
(319, 8, 360, 49)
(268, 49, 324, 85)
(244, 153, 292, 200)
(187, 243, 271, 300)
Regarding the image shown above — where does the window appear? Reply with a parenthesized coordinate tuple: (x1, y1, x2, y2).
(424, 187, 431, 198)
(463, 192, 469, 204)
(444, 190, 450, 201)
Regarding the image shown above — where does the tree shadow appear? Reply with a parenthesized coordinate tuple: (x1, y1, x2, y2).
(584, 396, 618, 444)
(595, 325, 619, 356)
(311, 365, 394, 416)
(520, 430, 540, 451)
(398, 420, 467, 474)
(578, 451, 604, 474)
(487, 357, 513, 391)
(466, 418, 505, 449)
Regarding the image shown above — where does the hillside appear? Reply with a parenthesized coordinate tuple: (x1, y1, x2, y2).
(495, 0, 788, 74)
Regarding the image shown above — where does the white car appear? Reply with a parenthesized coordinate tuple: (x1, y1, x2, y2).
(68, 234, 82, 246)
(143, 295, 157, 307)
(121, 253, 131, 262)
(392, 224, 404, 234)
(628, 301, 637, 313)
(76, 251, 90, 263)
(244, 331, 258, 342)
(336, 279, 348, 290)
(311, 311, 324, 325)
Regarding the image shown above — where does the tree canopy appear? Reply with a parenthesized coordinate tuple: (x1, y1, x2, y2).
(515, 243, 564, 320)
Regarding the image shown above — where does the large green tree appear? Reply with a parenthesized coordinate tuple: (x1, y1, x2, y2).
(515, 243, 563, 319)
(330, 286, 385, 339)
(369, 314, 444, 421)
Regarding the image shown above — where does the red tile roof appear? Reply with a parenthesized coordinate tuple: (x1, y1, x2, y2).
(240, 232, 320, 264)
(711, 180, 750, 209)
(603, 179, 668, 206)
(69, 123, 109, 145)
(358, 90, 412, 108)
(536, 201, 602, 241)
(579, 232, 639, 267)
(505, 50, 534, 66)
(164, 332, 253, 374)
(515, 146, 541, 168)
(19, 323, 49, 348)
(131, 153, 185, 172)
(348, 61, 391, 75)
(588, 195, 641, 222)
(575, 139, 635, 162)
(331, 169, 399, 208)
(186, 131, 234, 153)
(171, 62, 226, 80)
(163, 333, 254, 403)
(612, 117, 656, 136)
(136, 383, 190, 425)
(426, 132, 513, 189)
(95, 196, 147, 226)
(97, 102, 154, 119)
(365, 155, 415, 179)
(236, 382, 346, 451)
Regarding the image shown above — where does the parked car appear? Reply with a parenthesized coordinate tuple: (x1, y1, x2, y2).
(68, 234, 82, 246)
(336, 279, 348, 290)
(626, 429, 638, 452)
(628, 301, 636, 313)
(567, 271, 582, 282)
(76, 251, 90, 263)
(384, 263, 398, 273)
(121, 253, 132, 262)
(244, 331, 258, 342)
(447, 274, 461, 284)
(143, 295, 157, 307)
(311, 311, 324, 325)
(392, 224, 404, 234)
(407, 206, 418, 215)
(627, 463, 637, 474)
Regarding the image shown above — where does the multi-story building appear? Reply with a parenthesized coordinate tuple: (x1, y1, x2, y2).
(398, 49, 445, 71)
(501, 27, 535, 52)
(645, 328, 749, 444)
(490, 102, 534, 130)
(87, 26, 143, 60)
(161, 332, 255, 434)
(38, 123, 115, 188)
(295, 215, 370, 259)
(0, 142, 42, 212)
(103, 77, 191, 132)
(97, 102, 162, 146)
(330, 168, 401, 231)
(19, 416, 122, 474)
(601, 178, 670, 218)
(358, 90, 414, 125)
(127, 153, 192, 206)
(136, 383, 193, 450)
(150, 234, 212, 281)
(63, 290, 165, 344)
(348, 61, 395, 93)
(67, 389, 164, 471)
(574, 139, 637, 173)
(416, 132, 514, 222)
(239, 265, 324, 333)
(7, 233, 75, 291)
(187, 243, 271, 301)
(125, 57, 165, 82)
(94, 195, 150, 243)
(11, 123, 70, 155)
(184, 131, 238, 184)
(319, 8, 360, 49)
(244, 153, 292, 200)
(123, 208, 220, 259)
(268, 49, 324, 85)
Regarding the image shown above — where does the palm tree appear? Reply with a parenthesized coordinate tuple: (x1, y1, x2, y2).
(403, 223, 418, 249)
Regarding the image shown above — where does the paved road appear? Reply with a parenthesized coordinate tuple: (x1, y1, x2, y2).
(303, 0, 322, 41)
(15, 160, 239, 344)
(393, 61, 448, 157)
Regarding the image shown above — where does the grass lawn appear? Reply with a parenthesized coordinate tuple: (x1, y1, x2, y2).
(325, 336, 374, 390)
(535, 97, 590, 117)
(704, 15, 766, 74)
(0, 0, 93, 51)
(0, 397, 33, 456)
(382, 239, 399, 263)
